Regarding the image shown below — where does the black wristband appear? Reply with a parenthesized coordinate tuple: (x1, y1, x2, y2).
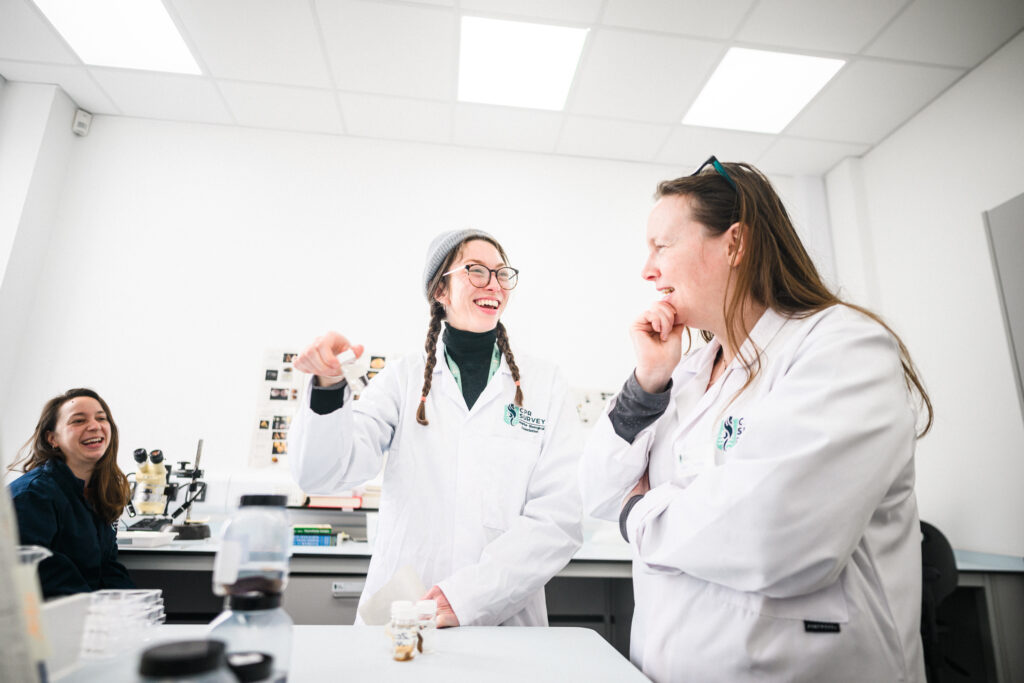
(619, 494, 645, 543)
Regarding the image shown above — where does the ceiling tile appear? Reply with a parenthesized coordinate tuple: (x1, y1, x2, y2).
(601, 0, 755, 39)
(171, 0, 332, 87)
(786, 59, 964, 144)
(756, 138, 869, 176)
(218, 81, 341, 134)
(736, 0, 905, 54)
(339, 92, 452, 144)
(656, 126, 776, 167)
(0, 0, 79, 64)
(89, 69, 233, 125)
(317, 0, 457, 100)
(454, 103, 563, 153)
(0, 61, 118, 113)
(865, 0, 1024, 67)
(460, 0, 603, 24)
(556, 116, 669, 162)
(570, 29, 723, 122)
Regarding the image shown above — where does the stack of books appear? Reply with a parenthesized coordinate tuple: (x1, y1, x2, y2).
(292, 524, 336, 546)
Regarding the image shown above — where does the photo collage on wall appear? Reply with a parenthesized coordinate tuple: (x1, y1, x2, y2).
(249, 349, 393, 467)
(250, 350, 302, 467)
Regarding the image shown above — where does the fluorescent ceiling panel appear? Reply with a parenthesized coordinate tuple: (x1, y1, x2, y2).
(32, 0, 201, 74)
(458, 16, 587, 111)
(683, 47, 844, 134)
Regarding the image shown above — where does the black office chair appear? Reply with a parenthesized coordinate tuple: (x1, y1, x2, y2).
(920, 521, 964, 682)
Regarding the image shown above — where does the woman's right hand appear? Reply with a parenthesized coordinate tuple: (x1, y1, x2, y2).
(630, 301, 685, 393)
(294, 332, 364, 387)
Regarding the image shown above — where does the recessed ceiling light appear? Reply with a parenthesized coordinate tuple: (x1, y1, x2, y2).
(683, 47, 844, 134)
(458, 16, 587, 111)
(32, 0, 201, 74)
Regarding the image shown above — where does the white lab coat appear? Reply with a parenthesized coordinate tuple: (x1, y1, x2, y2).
(289, 342, 583, 626)
(580, 306, 926, 682)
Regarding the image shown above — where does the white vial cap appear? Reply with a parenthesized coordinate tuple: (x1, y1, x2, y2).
(336, 348, 357, 365)
(415, 600, 437, 616)
(391, 601, 416, 620)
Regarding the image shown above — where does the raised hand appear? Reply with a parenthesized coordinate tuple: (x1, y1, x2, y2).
(630, 300, 685, 394)
(293, 332, 364, 387)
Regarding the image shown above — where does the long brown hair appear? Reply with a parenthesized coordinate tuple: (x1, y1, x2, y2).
(417, 236, 524, 425)
(8, 388, 131, 523)
(656, 162, 933, 437)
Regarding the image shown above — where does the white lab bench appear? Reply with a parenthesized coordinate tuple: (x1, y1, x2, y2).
(119, 538, 1024, 681)
(55, 624, 648, 682)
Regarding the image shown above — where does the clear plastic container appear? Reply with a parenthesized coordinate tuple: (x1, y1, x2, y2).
(208, 592, 292, 683)
(390, 601, 418, 662)
(81, 588, 165, 659)
(213, 494, 292, 596)
(416, 599, 437, 654)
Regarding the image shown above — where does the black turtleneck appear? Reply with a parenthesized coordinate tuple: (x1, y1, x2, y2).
(443, 324, 497, 410)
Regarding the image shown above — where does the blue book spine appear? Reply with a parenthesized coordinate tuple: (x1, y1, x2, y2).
(293, 534, 336, 546)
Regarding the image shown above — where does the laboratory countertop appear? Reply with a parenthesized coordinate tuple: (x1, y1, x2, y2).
(118, 536, 1024, 573)
(54, 624, 648, 682)
(117, 534, 634, 562)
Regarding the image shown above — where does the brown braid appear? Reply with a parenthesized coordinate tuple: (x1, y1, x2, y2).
(417, 301, 445, 425)
(495, 322, 523, 407)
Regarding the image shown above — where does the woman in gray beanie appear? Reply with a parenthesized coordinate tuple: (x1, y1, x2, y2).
(288, 230, 583, 629)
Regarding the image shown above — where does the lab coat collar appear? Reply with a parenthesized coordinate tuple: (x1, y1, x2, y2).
(672, 308, 790, 383)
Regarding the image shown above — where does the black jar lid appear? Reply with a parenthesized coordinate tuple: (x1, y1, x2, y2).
(239, 494, 287, 507)
(227, 652, 274, 682)
(139, 639, 225, 677)
(228, 591, 282, 611)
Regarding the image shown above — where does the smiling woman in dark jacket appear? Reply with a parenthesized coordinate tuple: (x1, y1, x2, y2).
(8, 388, 134, 597)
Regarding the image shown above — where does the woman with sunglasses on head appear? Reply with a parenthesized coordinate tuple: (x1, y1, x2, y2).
(289, 230, 582, 628)
(8, 388, 134, 597)
(580, 159, 933, 682)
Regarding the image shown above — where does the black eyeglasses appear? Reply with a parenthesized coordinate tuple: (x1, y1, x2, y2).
(442, 264, 520, 290)
(692, 155, 737, 191)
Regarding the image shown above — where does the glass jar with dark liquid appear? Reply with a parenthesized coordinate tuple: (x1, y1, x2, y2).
(213, 494, 293, 596)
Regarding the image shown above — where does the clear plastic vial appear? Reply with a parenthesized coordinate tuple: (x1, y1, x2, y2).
(390, 601, 418, 662)
(208, 592, 292, 683)
(213, 495, 293, 596)
(415, 599, 437, 654)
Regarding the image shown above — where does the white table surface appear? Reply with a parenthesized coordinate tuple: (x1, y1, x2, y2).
(56, 624, 649, 682)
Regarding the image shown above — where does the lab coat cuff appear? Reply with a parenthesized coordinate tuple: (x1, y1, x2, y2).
(435, 578, 475, 626)
(310, 378, 347, 415)
(625, 484, 674, 549)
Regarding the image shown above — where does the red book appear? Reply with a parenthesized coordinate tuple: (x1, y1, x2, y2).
(305, 494, 362, 509)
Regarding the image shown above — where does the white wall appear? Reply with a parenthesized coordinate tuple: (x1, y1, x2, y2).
(0, 82, 77, 463)
(0, 112, 825, 482)
(827, 31, 1024, 556)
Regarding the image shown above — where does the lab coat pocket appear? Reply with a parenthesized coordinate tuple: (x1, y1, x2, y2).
(704, 579, 849, 625)
(480, 434, 540, 534)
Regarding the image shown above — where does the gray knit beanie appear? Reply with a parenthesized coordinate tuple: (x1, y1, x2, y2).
(422, 229, 495, 301)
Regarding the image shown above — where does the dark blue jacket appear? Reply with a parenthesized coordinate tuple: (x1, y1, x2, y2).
(9, 458, 134, 598)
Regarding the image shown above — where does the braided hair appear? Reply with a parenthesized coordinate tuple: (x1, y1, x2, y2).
(495, 322, 523, 407)
(417, 236, 522, 426)
(416, 301, 445, 425)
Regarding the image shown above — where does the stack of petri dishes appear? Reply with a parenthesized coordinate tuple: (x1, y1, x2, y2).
(80, 589, 166, 658)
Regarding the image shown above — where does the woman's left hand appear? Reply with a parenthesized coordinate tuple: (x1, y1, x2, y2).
(422, 585, 460, 628)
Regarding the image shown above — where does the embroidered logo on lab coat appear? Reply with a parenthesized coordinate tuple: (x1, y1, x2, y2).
(715, 416, 745, 451)
(503, 404, 546, 434)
